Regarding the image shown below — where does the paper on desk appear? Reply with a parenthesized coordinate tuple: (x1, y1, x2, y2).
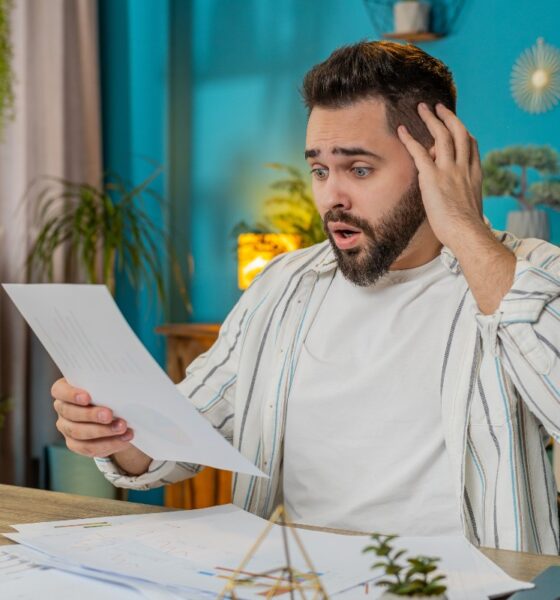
(6, 504, 534, 600)
(0, 550, 147, 600)
(2, 547, 210, 600)
(2, 284, 264, 476)
(7, 505, 377, 597)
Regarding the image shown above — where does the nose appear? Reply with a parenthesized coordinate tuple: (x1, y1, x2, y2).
(317, 176, 352, 213)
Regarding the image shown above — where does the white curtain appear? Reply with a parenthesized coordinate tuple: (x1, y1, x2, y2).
(0, 0, 102, 485)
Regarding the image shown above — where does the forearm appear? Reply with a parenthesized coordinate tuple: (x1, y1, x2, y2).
(452, 224, 517, 315)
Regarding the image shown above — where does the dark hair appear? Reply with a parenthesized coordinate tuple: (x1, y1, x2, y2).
(302, 41, 457, 148)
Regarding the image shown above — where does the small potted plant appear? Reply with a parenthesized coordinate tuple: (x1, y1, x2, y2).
(394, 0, 431, 34)
(363, 534, 447, 598)
(482, 144, 560, 240)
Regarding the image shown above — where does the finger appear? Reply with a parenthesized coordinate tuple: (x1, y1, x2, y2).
(435, 103, 471, 166)
(397, 125, 435, 172)
(65, 431, 135, 459)
(51, 377, 91, 406)
(470, 136, 483, 217)
(56, 415, 129, 441)
(53, 399, 115, 425)
(470, 134, 481, 170)
(417, 103, 455, 166)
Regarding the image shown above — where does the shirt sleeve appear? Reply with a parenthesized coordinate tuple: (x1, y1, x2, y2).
(474, 240, 560, 439)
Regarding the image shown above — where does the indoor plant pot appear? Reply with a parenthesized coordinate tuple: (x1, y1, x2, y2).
(394, 1, 431, 33)
(506, 208, 550, 239)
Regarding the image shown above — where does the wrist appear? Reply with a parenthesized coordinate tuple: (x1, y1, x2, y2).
(445, 220, 495, 261)
(112, 446, 152, 476)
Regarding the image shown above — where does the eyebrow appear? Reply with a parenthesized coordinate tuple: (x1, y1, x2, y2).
(304, 146, 383, 161)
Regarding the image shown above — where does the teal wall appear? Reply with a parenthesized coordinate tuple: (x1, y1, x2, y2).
(99, 0, 560, 325)
(98, 0, 170, 368)
(188, 0, 560, 322)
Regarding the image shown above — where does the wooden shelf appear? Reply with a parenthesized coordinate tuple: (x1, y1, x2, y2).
(382, 31, 443, 42)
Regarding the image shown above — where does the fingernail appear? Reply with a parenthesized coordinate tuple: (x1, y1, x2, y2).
(98, 409, 111, 423)
(76, 393, 89, 405)
(398, 125, 407, 134)
(418, 102, 427, 110)
(111, 419, 125, 432)
(120, 430, 133, 441)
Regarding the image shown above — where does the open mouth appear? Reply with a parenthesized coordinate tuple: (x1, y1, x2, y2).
(329, 224, 363, 249)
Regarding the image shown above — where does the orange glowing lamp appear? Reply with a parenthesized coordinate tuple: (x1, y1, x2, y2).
(237, 233, 302, 289)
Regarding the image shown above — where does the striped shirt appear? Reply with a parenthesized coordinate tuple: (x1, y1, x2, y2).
(96, 225, 560, 554)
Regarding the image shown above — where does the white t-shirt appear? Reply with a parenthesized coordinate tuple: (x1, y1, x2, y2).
(283, 255, 465, 535)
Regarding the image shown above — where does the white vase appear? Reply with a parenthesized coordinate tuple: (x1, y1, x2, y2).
(505, 209, 550, 240)
(393, 1, 431, 33)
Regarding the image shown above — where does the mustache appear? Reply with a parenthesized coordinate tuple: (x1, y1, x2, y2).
(322, 209, 374, 235)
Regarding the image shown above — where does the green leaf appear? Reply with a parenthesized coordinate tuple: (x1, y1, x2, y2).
(24, 168, 190, 316)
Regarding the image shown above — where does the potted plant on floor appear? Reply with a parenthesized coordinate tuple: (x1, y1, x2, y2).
(363, 533, 448, 598)
(482, 144, 560, 239)
(394, 0, 431, 34)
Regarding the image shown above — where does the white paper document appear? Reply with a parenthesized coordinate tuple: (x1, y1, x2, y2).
(1, 547, 210, 600)
(6, 504, 533, 599)
(2, 283, 264, 476)
(0, 551, 147, 600)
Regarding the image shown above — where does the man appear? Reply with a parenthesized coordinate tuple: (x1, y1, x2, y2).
(51, 41, 560, 554)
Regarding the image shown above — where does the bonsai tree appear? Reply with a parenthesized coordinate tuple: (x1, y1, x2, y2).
(363, 533, 447, 598)
(482, 145, 560, 210)
(232, 163, 327, 248)
(25, 169, 190, 315)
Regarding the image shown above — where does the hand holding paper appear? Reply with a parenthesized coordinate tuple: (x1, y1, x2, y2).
(3, 284, 265, 477)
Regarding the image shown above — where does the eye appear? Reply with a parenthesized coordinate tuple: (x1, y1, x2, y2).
(310, 167, 328, 181)
(352, 166, 372, 178)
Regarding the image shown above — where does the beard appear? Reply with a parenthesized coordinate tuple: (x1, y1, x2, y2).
(323, 179, 427, 287)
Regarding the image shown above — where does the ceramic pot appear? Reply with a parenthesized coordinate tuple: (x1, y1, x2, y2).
(393, 1, 431, 33)
(506, 209, 550, 240)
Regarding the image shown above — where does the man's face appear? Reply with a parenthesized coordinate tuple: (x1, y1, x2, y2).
(305, 98, 427, 286)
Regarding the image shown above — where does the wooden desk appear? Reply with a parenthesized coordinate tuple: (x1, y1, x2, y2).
(2, 484, 560, 585)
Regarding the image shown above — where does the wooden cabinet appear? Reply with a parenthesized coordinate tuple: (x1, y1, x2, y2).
(156, 323, 232, 509)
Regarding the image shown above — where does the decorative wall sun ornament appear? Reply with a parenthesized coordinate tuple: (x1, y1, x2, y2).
(510, 37, 560, 114)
